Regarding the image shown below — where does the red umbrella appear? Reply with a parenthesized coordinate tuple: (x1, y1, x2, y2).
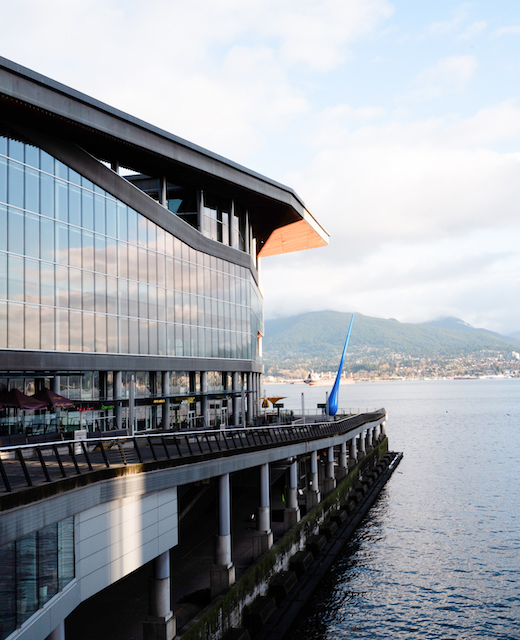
(0, 388, 48, 410)
(32, 388, 75, 410)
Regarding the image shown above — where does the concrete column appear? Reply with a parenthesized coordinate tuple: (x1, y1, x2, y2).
(372, 426, 378, 446)
(348, 437, 357, 468)
(306, 450, 321, 509)
(159, 176, 167, 207)
(324, 445, 336, 494)
(129, 374, 135, 435)
(366, 428, 373, 452)
(201, 371, 208, 428)
(46, 621, 65, 640)
(110, 160, 120, 174)
(254, 463, 273, 558)
(380, 421, 386, 438)
(241, 376, 246, 427)
(114, 371, 122, 430)
(284, 458, 301, 530)
(51, 376, 61, 429)
(232, 372, 240, 426)
(162, 372, 170, 430)
(51, 376, 60, 393)
(143, 551, 176, 640)
(257, 372, 263, 422)
(357, 431, 366, 458)
(337, 441, 348, 479)
(246, 373, 253, 425)
(211, 473, 235, 599)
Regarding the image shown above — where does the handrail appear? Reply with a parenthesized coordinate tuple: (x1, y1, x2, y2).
(0, 409, 386, 496)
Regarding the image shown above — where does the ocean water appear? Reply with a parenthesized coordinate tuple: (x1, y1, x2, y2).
(265, 379, 520, 639)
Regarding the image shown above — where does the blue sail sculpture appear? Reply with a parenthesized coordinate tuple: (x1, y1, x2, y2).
(327, 314, 354, 416)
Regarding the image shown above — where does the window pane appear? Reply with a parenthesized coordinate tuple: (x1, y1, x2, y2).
(95, 314, 107, 352)
(38, 524, 58, 606)
(106, 198, 116, 238)
(82, 189, 94, 230)
(117, 202, 127, 241)
(106, 238, 117, 274)
(0, 301, 6, 349)
(129, 318, 138, 353)
(41, 306, 55, 350)
(82, 230, 94, 271)
(95, 274, 106, 313)
(69, 183, 81, 226)
(127, 208, 137, 244)
(0, 253, 6, 299)
(17, 532, 38, 625)
(138, 216, 147, 247)
(107, 277, 118, 315)
(0, 156, 7, 206)
(82, 312, 94, 351)
(0, 542, 16, 640)
(128, 244, 138, 281)
(56, 309, 69, 350)
(25, 167, 40, 213)
(148, 321, 157, 354)
(25, 258, 40, 304)
(58, 518, 75, 590)
(95, 234, 106, 273)
(40, 216, 54, 262)
(82, 271, 94, 311)
(8, 160, 24, 208)
(40, 173, 54, 218)
(94, 194, 105, 234)
(107, 315, 118, 353)
(8, 254, 24, 301)
(55, 222, 69, 265)
(139, 319, 148, 354)
(69, 269, 82, 310)
(0, 204, 6, 251)
(119, 317, 128, 353)
(138, 248, 147, 282)
(55, 179, 68, 222)
(68, 310, 81, 351)
(25, 212, 40, 259)
(118, 279, 129, 317)
(118, 242, 128, 279)
(55, 265, 69, 308)
(8, 206, 24, 255)
(69, 226, 82, 268)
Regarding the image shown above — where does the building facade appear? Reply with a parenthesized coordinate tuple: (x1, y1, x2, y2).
(0, 57, 328, 435)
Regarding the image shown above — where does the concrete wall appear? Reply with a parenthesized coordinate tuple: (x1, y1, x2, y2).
(8, 486, 177, 640)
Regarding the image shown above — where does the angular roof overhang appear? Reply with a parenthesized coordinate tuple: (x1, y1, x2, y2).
(0, 56, 329, 257)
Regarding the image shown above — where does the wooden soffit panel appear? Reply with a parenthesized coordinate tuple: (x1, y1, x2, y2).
(258, 218, 329, 257)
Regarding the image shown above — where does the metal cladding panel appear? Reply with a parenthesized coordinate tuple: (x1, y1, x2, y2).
(0, 56, 329, 253)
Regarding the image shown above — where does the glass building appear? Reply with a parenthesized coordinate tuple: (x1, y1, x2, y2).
(0, 56, 328, 435)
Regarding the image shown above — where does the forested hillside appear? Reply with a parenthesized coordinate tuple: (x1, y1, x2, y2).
(263, 311, 520, 376)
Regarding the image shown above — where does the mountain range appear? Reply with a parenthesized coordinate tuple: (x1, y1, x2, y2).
(263, 311, 520, 374)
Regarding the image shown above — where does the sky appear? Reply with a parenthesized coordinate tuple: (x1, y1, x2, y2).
(1, 0, 520, 335)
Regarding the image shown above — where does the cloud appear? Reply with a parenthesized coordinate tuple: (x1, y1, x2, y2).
(0, 0, 393, 160)
(458, 21, 487, 40)
(492, 25, 520, 37)
(262, 103, 520, 333)
(416, 55, 477, 95)
(429, 3, 471, 35)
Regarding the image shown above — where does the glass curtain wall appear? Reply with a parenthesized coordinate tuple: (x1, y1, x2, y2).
(0, 130, 263, 362)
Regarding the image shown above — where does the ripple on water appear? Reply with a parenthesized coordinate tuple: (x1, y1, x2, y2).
(284, 380, 520, 640)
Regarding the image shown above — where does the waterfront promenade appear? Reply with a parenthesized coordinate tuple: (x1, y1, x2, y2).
(0, 411, 389, 640)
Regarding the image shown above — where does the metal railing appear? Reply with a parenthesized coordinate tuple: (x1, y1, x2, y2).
(0, 410, 386, 495)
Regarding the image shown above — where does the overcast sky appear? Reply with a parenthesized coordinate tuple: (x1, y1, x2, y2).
(2, 0, 520, 334)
